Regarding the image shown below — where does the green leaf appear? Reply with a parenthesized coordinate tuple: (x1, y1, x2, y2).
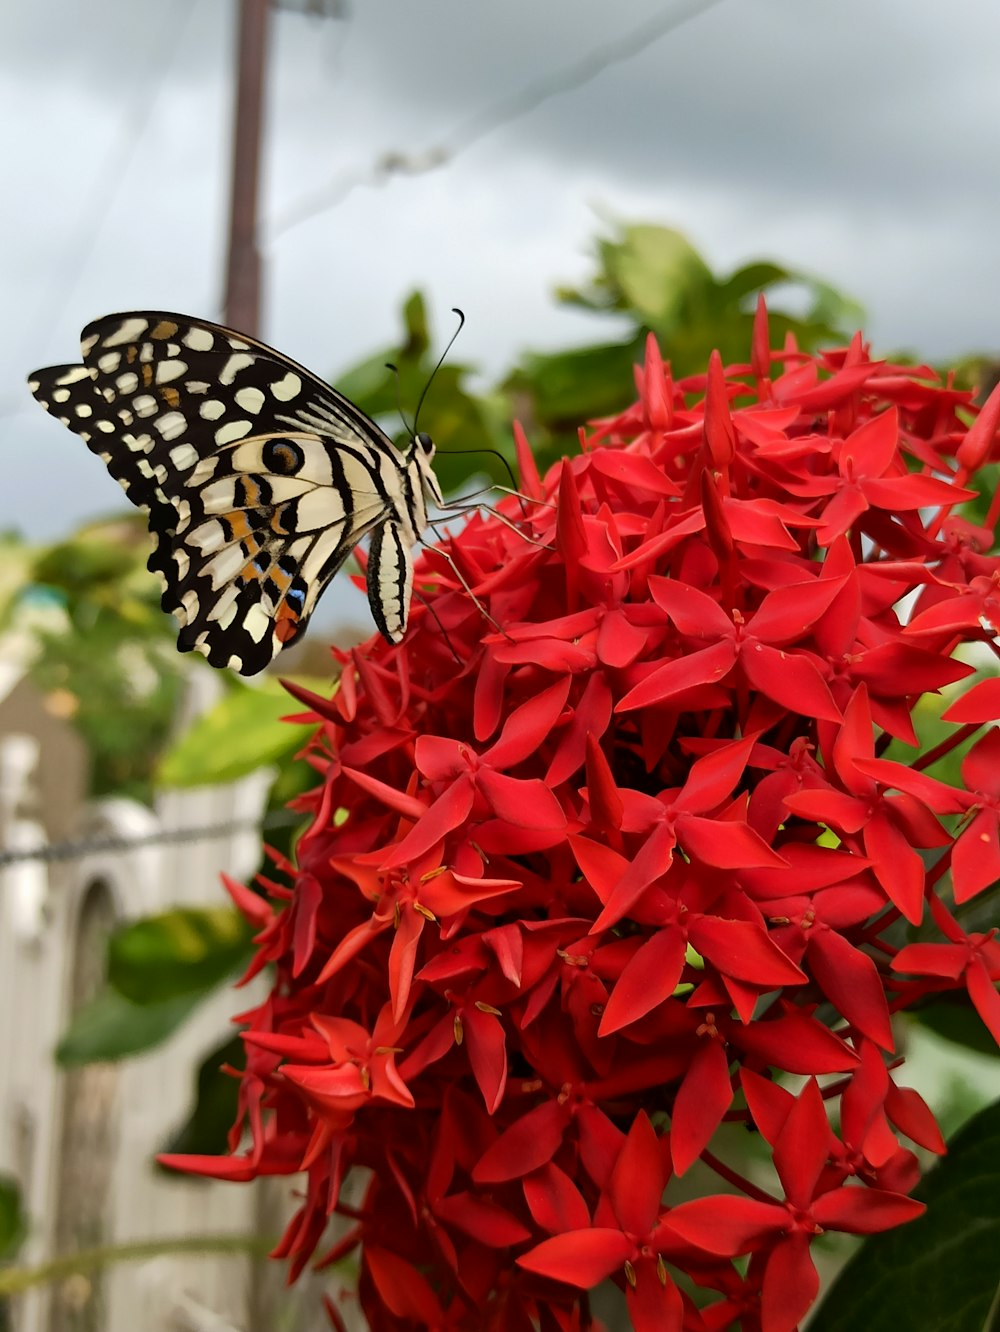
(914, 999, 1000, 1059)
(56, 988, 203, 1065)
(0, 535, 36, 630)
(603, 224, 714, 330)
(32, 534, 136, 592)
(802, 275, 867, 331)
(156, 678, 317, 788)
(0, 1174, 26, 1260)
(108, 907, 252, 1004)
(714, 260, 793, 305)
(955, 883, 1000, 940)
(400, 288, 431, 357)
(811, 1098, 1000, 1332)
(159, 1035, 243, 1158)
(332, 292, 506, 496)
(507, 338, 645, 426)
(257, 750, 317, 868)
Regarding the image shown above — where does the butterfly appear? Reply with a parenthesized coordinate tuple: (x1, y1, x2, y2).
(28, 312, 445, 676)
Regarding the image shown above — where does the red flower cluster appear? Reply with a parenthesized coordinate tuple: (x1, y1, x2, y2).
(165, 302, 1000, 1332)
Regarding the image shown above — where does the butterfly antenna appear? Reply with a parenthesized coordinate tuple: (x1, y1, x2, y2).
(413, 307, 465, 438)
(434, 446, 528, 517)
(435, 447, 517, 493)
(384, 361, 415, 438)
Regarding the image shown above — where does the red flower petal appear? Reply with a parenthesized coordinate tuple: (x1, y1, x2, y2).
(807, 927, 894, 1050)
(473, 1101, 566, 1183)
(626, 1262, 685, 1332)
(523, 1162, 591, 1234)
(600, 926, 687, 1033)
(942, 677, 1000, 722)
(606, 1111, 666, 1234)
(761, 1233, 819, 1332)
(810, 1185, 925, 1233)
(671, 1039, 733, 1175)
(666, 1196, 784, 1255)
(517, 1228, 633, 1287)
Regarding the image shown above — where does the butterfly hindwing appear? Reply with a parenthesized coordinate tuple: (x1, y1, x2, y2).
(27, 361, 176, 515)
(29, 312, 427, 674)
(151, 431, 396, 673)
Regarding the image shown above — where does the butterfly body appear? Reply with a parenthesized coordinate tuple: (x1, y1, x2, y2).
(28, 312, 444, 674)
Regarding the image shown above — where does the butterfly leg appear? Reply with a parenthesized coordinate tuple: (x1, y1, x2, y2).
(437, 500, 555, 551)
(424, 521, 509, 638)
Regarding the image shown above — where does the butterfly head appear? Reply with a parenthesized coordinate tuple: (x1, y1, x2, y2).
(410, 430, 443, 507)
(30, 310, 456, 671)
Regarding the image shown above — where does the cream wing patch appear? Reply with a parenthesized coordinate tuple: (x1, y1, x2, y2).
(28, 309, 438, 675)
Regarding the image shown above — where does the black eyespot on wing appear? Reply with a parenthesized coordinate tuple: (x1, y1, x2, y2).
(262, 437, 305, 475)
(29, 311, 438, 671)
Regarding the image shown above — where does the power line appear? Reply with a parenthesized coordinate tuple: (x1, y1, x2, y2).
(0, 809, 301, 870)
(268, 0, 726, 241)
(23, 0, 199, 367)
(0, 0, 202, 428)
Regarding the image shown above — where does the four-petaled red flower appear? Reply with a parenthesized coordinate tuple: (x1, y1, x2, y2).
(163, 302, 1000, 1331)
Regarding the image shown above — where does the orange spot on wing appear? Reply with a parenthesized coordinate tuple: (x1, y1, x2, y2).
(274, 601, 299, 642)
(269, 565, 292, 594)
(226, 511, 252, 540)
(150, 320, 179, 340)
(142, 363, 153, 387)
(239, 561, 266, 584)
(159, 385, 180, 408)
(126, 345, 138, 363)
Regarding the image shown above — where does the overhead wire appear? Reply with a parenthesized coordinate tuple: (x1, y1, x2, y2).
(0, 0, 200, 425)
(267, 0, 726, 241)
(29, 0, 201, 354)
(3, 0, 726, 419)
(0, 809, 302, 869)
(2, 0, 727, 864)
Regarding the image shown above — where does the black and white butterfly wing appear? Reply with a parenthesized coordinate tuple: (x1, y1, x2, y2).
(28, 312, 412, 675)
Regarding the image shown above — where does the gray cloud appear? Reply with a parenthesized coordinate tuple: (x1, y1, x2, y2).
(4, 0, 1000, 543)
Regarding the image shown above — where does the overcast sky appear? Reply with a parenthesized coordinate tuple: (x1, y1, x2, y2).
(4, 0, 1000, 552)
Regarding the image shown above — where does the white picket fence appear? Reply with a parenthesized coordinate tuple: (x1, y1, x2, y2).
(0, 678, 352, 1332)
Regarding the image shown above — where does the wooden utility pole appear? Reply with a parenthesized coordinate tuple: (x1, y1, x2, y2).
(222, 0, 270, 335)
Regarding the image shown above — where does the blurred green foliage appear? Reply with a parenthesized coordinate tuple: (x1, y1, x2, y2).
(158, 1034, 244, 1159)
(108, 906, 253, 1004)
(811, 1097, 1000, 1332)
(55, 987, 206, 1066)
(328, 224, 868, 480)
(12, 223, 999, 1297)
(155, 676, 318, 789)
(333, 288, 509, 497)
(504, 222, 865, 462)
(0, 1176, 25, 1262)
(6, 222, 864, 807)
(4, 517, 189, 802)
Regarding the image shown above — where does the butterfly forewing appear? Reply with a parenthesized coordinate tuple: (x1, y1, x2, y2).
(29, 311, 432, 675)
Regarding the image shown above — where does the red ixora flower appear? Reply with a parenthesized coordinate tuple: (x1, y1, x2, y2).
(162, 300, 1000, 1331)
